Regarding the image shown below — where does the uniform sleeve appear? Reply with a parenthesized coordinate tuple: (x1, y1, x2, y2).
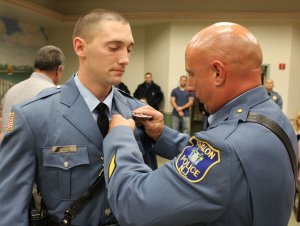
(103, 126, 231, 226)
(0, 106, 36, 226)
(153, 126, 189, 159)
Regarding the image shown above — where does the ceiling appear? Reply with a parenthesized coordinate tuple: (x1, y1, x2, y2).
(1, 0, 300, 28)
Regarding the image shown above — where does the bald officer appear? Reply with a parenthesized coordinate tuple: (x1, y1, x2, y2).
(103, 22, 297, 226)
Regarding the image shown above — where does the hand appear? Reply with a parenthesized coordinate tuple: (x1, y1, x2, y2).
(176, 106, 183, 112)
(140, 98, 147, 103)
(109, 114, 135, 132)
(178, 111, 184, 117)
(132, 105, 164, 141)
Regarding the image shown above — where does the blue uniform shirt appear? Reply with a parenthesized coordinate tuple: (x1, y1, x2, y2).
(0, 76, 160, 226)
(103, 86, 297, 226)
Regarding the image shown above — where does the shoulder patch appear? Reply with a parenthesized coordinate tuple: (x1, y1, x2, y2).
(116, 89, 133, 99)
(5, 112, 15, 132)
(175, 136, 220, 183)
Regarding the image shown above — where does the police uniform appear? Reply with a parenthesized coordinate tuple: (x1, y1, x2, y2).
(0, 76, 156, 226)
(103, 86, 297, 226)
(268, 90, 283, 109)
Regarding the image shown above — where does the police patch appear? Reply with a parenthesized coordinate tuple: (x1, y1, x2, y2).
(175, 136, 220, 183)
(5, 112, 15, 132)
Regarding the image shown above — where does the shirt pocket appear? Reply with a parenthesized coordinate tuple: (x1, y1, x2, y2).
(42, 145, 90, 200)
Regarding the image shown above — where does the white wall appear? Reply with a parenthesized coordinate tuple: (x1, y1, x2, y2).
(144, 24, 171, 111)
(288, 24, 300, 119)
(124, 26, 146, 94)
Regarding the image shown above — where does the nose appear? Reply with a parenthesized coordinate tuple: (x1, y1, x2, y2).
(186, 77, 195, 92)
(118, 49, 130, 65)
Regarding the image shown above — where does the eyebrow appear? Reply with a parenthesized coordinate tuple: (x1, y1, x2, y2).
(106, 40, 134, 47)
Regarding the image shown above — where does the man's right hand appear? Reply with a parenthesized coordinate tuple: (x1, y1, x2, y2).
(132, 105, 164, 141)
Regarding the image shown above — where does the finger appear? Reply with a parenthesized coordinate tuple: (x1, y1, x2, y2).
(111, 114, 122, 120)
(133, 106, 155, 116)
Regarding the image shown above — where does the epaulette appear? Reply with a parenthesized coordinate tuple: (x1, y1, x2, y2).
(18, 85, 62, 107)
(228, 104, 249, 122)
(38, 85, 62, 98)
(116, 88, 134, 99)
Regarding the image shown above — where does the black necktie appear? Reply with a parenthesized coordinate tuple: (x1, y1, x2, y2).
(96, 103, 109, 137)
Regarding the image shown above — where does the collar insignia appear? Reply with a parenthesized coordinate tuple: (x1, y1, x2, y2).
(175, 136, 220, 183)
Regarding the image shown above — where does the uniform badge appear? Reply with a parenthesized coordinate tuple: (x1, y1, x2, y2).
(175, 136, 220, 183)
(108, 153, 116, 180)
(5, 112, 15, 132)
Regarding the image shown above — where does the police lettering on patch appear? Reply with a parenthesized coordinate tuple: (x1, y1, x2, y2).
(175, 136, 220, 183)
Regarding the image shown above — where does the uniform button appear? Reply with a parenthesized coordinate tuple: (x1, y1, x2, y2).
(236, 108, 243, 113)
(105, 208, 112, 216)
(64, 161, 69, 168)
(56, 85, 61, 89)
(100, 156, 104, 160)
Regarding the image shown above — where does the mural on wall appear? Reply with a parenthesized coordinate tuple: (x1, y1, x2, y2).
(0, 17, 48, 105)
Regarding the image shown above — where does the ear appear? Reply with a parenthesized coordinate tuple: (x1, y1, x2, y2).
(58, 65, 64, 73)
(211, 60, 226, 86)
(73, 37, 86, 57)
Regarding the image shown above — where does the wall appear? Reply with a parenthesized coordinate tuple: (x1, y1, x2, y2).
(288, 23, 300, 119)
(47, 27, 76, 83)
(144, 24, 171, 111)
(124, 26, 146, 94)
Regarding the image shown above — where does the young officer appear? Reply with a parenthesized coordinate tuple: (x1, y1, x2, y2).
(0, 9, 158, 226)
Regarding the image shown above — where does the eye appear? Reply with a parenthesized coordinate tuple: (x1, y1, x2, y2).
(127, 48, 133, 55)
(109, 46, 120, 51)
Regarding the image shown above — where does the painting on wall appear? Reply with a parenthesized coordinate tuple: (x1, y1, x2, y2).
(0, 17, 48, 107)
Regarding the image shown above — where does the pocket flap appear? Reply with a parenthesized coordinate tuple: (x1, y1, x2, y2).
(42, 145, 89, 170)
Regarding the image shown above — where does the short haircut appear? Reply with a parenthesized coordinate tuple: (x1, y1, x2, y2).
(73, 9, 129, 43)
(145, 72, 152, 77)
(34, 45, 65, 72)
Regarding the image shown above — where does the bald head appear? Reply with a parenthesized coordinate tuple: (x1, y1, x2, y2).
(187, 22, 262, 71)
(185, 22, 263, 113)
(265, 78, 274, 92)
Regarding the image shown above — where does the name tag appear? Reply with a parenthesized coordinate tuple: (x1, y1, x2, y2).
(51, 145, 77, 153)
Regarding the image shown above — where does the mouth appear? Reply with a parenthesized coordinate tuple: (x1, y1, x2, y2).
(113, 68, 125, 73)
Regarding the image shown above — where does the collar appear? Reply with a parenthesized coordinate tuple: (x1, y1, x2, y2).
(74, 75, 113, 116)
(208, 86, 269, 128)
